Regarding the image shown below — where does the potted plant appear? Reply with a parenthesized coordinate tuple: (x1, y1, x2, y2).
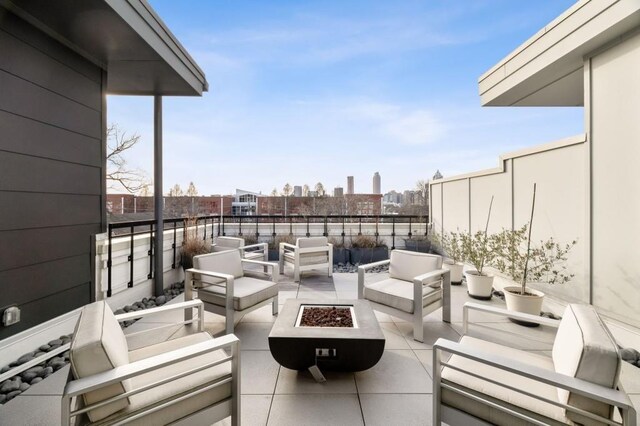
(349, 234, 388, 265)
(460, 196, 497, 299)
(493, 184, 576, 318)
(180, 217, 209, 270)
(432, 231, 464, 284)
(403, 233, 431, 253)
(328, 236, 350, 264)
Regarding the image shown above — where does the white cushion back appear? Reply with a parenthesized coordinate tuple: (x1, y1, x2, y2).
(213, 236, 244, 252)
(389, 250, 442, 282)
(297, 237, 328, 248)
(552, 304, 620, 424)
(194, 250, 244, 280)
(70, 301, 131, 422)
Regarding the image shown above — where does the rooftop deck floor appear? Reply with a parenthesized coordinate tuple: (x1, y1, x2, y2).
(2, 270, 639, 425)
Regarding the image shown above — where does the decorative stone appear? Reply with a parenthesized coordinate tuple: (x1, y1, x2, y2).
(48, 339, 62, 347)
(0, 394, 6, 404)
(156, 295, 166, 305)
(5, 390, 21, 401)
(19, 382, 30, 392)
(39, 367, 53, 378)
(29, 377, 43, 385)
(621, 347, 640, 362)
(39, 344, 51, 352)
(20, 371, 38, 382)
(51, 360, 67, 371)
(16, 353, 35, 365)
(0, 365, 10, 374)
(124, 305, 132, 312)
(1, 379, 20, 393)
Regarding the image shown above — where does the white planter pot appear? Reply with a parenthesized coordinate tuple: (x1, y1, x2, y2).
(443, 261, 464, 284)
(465, 271, 494, 300)
(503, 286, 545, 316)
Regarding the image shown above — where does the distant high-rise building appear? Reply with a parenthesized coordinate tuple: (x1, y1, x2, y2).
(293, 185, 302, 197)
(347, 176, 354, 194)
(373, 172, 381, 194)
(333, 186, 344, 197)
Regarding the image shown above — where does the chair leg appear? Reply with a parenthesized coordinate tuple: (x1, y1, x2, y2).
(294, 267, 300, 282)
(226, 312, 234, 335)
(413, 315, 424, 342)
(272, 296, 278, 315)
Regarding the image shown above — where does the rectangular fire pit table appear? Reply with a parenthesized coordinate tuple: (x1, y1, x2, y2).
(268, 299, 385, 372)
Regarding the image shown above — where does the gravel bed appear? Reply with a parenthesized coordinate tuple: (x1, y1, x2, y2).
(333, 262, 389, 273)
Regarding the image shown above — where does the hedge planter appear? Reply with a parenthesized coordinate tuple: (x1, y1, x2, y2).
(333, 248, 350, 265)
(465, 271, 494, 300)
(268, 249, 279, 262)
(350, 247, 389, 265)
(403, 239, 431, 253)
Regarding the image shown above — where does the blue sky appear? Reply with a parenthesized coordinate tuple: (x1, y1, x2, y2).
(108, 0, 581, 196)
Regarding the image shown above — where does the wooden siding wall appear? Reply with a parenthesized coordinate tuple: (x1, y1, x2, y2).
(0, 10, 104, 339)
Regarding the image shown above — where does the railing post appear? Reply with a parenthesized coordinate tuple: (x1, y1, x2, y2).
(255, 216, 259, 238)
(272, 216, 276, 237)
(341, 216, 345, 246)
(222, 216, 226, 236)
(238, 216, 242, 236)
(148, 223, 153, 279)
(409, 217, 413, 238)
(289, 216, 293, 236)
(107, 224, 113, 297)
(358, 217, 362, 236)
(391, 217, 396, 250)
(128, 225, 134, 288)
(172, 221, 177, 269)
(323, 216, 328, 237)
(203, 217, 207, 241)
(306, 216, 310, 237)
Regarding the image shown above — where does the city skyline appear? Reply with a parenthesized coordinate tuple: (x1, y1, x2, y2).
(107, 0, 581, 195)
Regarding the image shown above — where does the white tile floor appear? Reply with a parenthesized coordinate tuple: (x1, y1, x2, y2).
(2, 270, 639, 425)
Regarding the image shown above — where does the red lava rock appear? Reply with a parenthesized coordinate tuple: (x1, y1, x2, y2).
(300, 306, 353, 327)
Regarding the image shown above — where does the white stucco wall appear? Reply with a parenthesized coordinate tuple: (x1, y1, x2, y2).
(590, 30, 640, 325)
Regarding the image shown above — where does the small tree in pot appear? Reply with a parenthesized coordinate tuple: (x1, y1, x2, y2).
(493, 183, 576, 317)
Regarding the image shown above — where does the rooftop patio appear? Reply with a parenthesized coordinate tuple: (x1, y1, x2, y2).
(2, 269, 639, 425)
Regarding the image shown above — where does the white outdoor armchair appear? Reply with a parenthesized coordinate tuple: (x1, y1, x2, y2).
(279, 236, 333, 282)
(62, 299, 240, 426)
(358, 249, 451, 342)
(212, 235, 268, 262)
(186, 249, 279, 334)
(432, 302, 636, 426)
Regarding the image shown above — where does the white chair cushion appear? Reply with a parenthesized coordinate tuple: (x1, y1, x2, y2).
(100, 333, 232, 425)
(194, 250, 244, 284)
(389, 250, 442, 282)
(70, 301, 131, 422)
(442, 336, 568, 426)
(552, 304, 620, 425)
(213, 236, 244, 251)
(364, 278, 442, 314)
(297, 236, 328, 248)
(198, 276, 278, 311)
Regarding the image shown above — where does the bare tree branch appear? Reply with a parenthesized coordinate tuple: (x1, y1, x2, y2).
(106, 124, 150, 193)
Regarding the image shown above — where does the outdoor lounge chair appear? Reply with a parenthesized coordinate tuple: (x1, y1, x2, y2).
(212, 235, 268, 261)
(279, 236, 333, 282)
(358, 249, 451, 342)
(186, 249, 279, 334)
(432, 302, 636, 426)
(62, 299, 240, 425)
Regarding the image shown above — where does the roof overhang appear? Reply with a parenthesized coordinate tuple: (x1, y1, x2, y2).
(479, 0, 640, 106)
(1, 0, 207, 96)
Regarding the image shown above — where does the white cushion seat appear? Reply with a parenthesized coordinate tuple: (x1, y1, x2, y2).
(198, 276, 279, 311)
(364, 278, 442, 314)
(97, 333, 232, 425)
(442, 335, 568, 425)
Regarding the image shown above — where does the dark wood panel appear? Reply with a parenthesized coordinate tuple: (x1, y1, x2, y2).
(0, 224, 98, 272)
(0, 255, 91, 306)
(0, 71, 100, 137)
(0, 151, 101, 194)
(0, 29, 101, 110)
(0, 192, 100, 231)
(0, 282, 90, 341)
(0, 9, 101, 84)
(0, 110, 101, 166)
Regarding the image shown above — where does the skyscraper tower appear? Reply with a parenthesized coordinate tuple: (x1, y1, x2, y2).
(347, 176, 354, 194)
(373, 172, 381, 194)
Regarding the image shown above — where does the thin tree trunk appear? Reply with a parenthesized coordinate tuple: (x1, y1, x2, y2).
(521, 183, 537, 295)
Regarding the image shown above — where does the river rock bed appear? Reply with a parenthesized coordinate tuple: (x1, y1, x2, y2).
(0, 334, 72, 404)
(114, 281, 185, 328)
(333, 262, 389, 273)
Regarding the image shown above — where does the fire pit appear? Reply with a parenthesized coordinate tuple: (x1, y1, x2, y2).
(269, 299, 385, 371)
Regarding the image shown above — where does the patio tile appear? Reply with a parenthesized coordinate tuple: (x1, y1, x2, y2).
(0, 395, 61, 425)
(240, 304, 279, 323)
(275, 368, 357, 394)
(278, 290, 299, 304)
(413, 350, 452, 378)
(620, 362, 640, 394)
(233, 322, 273, 350)
(374, 310, 394, 322)
(296, 290, 339, 300)
(379, 322, 411, 350)
(241, 350, 280, 394)
(267, 394, 364, 426)
(360, 394, 433, 426)
(213, 395, 273, 426)
(394, 321, 461, 350)
(335, 289, 358, 299)
(355, 350, 432, 394)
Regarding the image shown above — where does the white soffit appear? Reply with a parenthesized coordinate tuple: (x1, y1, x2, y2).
(479, 0, 640, 106)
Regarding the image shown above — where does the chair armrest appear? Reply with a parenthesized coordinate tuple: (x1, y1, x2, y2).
(357, 260, 391, 299)
(433, 338, 636, 413)
(358, 259, 391, 272)
(241, 259, 280, 276)
(64, 334, 239, 398)
(280, 242, 296, 250)
(185, 268, 235, 283)
(114, 299, 203, 322)
(462, 302, 560, 334)
(242, 242, 267, 251)
(413, 268, 448, 285)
